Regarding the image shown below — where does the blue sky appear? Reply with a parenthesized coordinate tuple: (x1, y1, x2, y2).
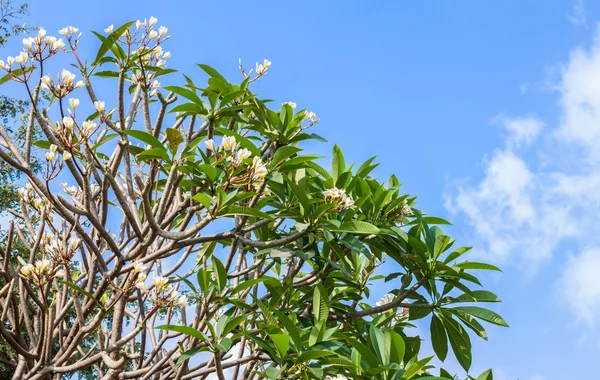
(7, 0, 600, 378)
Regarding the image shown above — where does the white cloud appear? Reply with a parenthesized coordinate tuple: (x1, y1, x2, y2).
(447, 25, 600, 320)
(560, 248, 600, 323)
(567, 0, 587, 27)
(495, 115, 544, 147)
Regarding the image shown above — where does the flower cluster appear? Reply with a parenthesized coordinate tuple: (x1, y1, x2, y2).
(323, 187, 354, 212)
(376, 293, 409, 320)
(111, 17, 171, 91)
(136, 274, 187, 308)
(17, 183, 50, 212)
(238, 58, 272, 82)
(41, 69, 84, 98)
(204, 136, 269, 188)
(0, 27, 68, 77)
(20, 258, 64, 286)
(44, 235, 81, 263)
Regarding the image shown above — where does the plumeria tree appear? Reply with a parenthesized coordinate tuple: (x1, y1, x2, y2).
(0, 17, 507, 380)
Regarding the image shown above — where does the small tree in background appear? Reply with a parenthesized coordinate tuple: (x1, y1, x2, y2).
(0, 17, 507, 380)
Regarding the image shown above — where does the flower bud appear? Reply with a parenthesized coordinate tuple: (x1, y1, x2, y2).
(69, 98, 79, 109)
(204, 139, 215, 151)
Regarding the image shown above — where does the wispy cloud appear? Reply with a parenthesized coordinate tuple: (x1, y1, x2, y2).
(446, 25, 600, 321)
(567, 0, 587, 27)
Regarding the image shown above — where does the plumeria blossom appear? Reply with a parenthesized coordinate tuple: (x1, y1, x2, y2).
(204, 139, 215, 151)
(69, 98, 79, 109)
(104, 24, 114, 33)
(376, 293, 394, 307)
(235, 148, 252, 164)
(220, 136, 237, 151)
(256, 59, 271, 76)
(134, 262, 147, 273)
(93, 101, 105, 112)
(323, 187, 354, 212)
(307, 111, 319, 124)
(251, 156, 268, 181)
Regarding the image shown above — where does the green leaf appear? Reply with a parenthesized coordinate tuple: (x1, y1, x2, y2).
(230, 277, 280, 296)
(477, 369, 494, 380)
(198, 64, 228, 82)
(268, 333, 289, 358)
(454, 261, 502, 272)
(0, 66, 34, 85)
(58, 280, 105, 310)
(222, 206, 274, 221)
(452, 290, 501, 303)
(271, 146, 301, 169)
(332, 221, 381, 235)
(213, 257, 227, 293)
(313, 284, 330, 323)
(164, 85, 203, 106)
(123, 130, 164, 150)
(451, 306, 509, 327)
(192, 193, 213, 210)
(331, 144, 346, 181)
(155, 325, 209, 343)
(385, 329, 405, 365)
(273, 310, 302, 351)
(166, 128, 183, 155)
(430, 314, 448, 361)
(297, 350, 337, 362)
(369, 324, 386, 364)
(93, 21, 135, 65)
(176, 346, 210, 366)
(443, 316, 472, 371)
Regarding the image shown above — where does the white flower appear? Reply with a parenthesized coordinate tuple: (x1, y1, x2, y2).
(137, 272, 147, 283)
(158, 26, 168, 37)
(152, 80, 160, 88)
(236, 148, 252, 163)
(204, 139, 215, 151)
(104, 24, 114, 33)
(33, 197, 42, 208)
(37, 28, 47, 40)
(63, 116, 74, 129)
(20, 264, 34, 277)
(82, 120, 97, 135)
(35, 259, 50, 273)
(60, 69, 76, 86)
(54, 269, 65, 278)
(0, 60, 5, 69)
(75, 80, 84, 88)
(256, 59, 272, 75)
(162, 51, 171, 59)
(58, 27, 69, 36)
(155, 59, 166, 67)
(45, 36, 57, 45)
(69, 98, 79, 109)
(176, 295, 188, 307)
(307, 111, 319, 123)
(93, 101, 105, 112)
(376, 294, 394, 307)
(52, 38, 65, 50)
(220, 136, 236, 150)
(253, 163, 268, 180)
(148, 30, 158, 40)
(63, 152, 72, 161)
(68, 26, 78, 34)
(15, 51, 27, 65)
(49, 144, 57, 153)
(45, 151, 55, 161)
(41, 75, 51, 86)
(22, 37, 34, 49)
(134, 262, 147, 273)
(6, 56, 14, 66)
(69, 238, 81, 251)
(283, 101, 297, 109)
(152, 276, 168, 288)
(323, 187, 354, 211)
(135, 20, 145, 29)
(149, 16, 158, 27)
(135, 281, 146, 291)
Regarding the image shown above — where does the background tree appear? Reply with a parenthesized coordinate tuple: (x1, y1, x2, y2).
(0, 17, 507, 380)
